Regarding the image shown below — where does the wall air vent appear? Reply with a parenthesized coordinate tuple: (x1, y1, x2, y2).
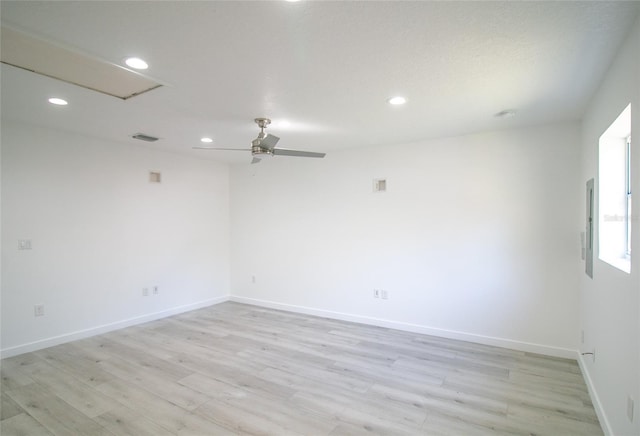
(132, 133, 159, 142)
(373, 178, 387, 192)
(149, 172, 162, 183)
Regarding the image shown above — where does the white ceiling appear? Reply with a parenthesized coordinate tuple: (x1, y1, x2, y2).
(1, 1, 639, 164)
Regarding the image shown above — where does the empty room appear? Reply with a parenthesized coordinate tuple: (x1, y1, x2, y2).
(1, 1, 639, 435)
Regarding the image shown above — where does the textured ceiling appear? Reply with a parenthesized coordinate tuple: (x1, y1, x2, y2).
(1, 1, 639, 163)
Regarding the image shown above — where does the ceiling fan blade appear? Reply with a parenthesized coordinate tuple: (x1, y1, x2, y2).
(260, 134, 280, 149)
(272, 148, 326, 158)
(251, 157, 261, 164)
(192, 147, 251, 151)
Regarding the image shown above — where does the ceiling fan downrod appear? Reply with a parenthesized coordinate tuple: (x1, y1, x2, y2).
(252, 117, 272, 155)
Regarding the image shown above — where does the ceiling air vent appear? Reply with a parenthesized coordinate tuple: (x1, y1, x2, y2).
(132, 133, 159, 142)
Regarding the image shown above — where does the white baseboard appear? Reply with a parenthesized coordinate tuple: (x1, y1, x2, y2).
(0, 296, 230, 359)
(578, 354, 613, 436)
(229, 295, 578, 359)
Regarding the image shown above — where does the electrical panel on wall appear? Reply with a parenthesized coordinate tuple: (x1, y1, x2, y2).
(585, 178, 594, 278)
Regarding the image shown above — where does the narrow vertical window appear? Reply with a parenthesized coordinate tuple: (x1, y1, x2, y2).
(598, 104, 631, 273)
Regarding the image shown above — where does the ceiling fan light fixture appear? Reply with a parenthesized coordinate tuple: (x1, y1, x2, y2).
(124, 57, 149, 70)
(388, 96, 407, 105)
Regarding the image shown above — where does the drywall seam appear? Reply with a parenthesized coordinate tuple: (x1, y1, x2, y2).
(0, 296, 230, 359)
(578, 355, 613, 436)
(230, 295, 577, 359)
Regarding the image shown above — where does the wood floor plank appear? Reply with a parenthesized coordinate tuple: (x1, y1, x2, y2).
(4, 383, 114, 435)
(1, 302, 603, 435)
(334, 405, 424, 435)
(93, 405, 174, 436)
(170, 352, 296, 401)
(1, 391, 26, 421)
(1, 356, 38, 391)
(96, 377, 235, 435)
(34, 345, 116, 388)
(96, 355, 210, 411)
(10, 358, 120, 419)
(0, 412, 55, 436)
(208, 388, 338, 435)
(195, 398, 304, 436)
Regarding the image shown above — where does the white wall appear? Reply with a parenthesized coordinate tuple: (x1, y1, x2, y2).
(579, 16, 640, 436)
(230, 122, 581, 357)
(1, 121, 230, 357)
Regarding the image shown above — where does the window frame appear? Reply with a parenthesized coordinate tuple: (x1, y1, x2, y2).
(598, 103, 631, 274)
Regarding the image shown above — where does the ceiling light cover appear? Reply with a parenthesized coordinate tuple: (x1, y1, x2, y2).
(388, 96, 407, 105)
(48, 97, 68, 105)
(125, 57, 148, 70)
(201, 137, 213, 143)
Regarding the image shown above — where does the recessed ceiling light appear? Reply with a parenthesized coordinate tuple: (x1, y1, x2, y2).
(124, 57, 148, 70)
(388, 96, 407, 105)
(48, 97, 68, 106)
(201, 137, 213, 143)
(495, 109, 517, 118)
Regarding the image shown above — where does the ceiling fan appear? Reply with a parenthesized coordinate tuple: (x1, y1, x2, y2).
(194, 118, 326, 164)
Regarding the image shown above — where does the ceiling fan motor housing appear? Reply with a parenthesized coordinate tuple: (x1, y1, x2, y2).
(251, 137, 273, 156)
(252, 147, 273, 157)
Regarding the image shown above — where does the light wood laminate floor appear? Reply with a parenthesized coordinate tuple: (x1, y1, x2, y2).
(1, 302, 602, 435)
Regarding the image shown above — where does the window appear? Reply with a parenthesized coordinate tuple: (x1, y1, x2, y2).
(598, 104, 631, 273)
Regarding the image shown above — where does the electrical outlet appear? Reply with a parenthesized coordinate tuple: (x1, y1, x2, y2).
(34, 304, 44, 317)
(373, 289, 380, 298)
(142, 288, 149, 297)
(153, 286, 159, 295)
(381, 290, 388, 300)
(628, 396, 634, 422)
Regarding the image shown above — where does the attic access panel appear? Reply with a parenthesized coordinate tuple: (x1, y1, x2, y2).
(0, 27, 162, 100)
